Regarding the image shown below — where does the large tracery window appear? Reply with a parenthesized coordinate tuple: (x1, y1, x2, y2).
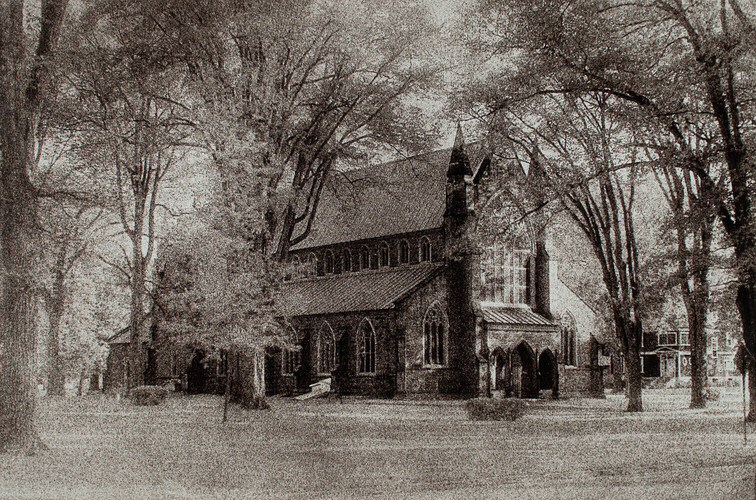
(357, 319, 376, 374)
(317, 322, 336, 375)
(480, 237, 530, 304)
(423, 303, 448, 366)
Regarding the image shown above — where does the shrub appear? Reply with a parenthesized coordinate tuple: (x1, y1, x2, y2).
(705, 388, 720, 402)
(130, 385, 170, 406)
(465, 398, 526, 421)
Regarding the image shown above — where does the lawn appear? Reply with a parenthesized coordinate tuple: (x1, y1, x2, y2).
(1, 388, 754, 499)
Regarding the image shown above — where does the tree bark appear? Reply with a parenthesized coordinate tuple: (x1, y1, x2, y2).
(45, 244, 67, 396)
(0, 0, 68, 454)
(623, 331, 643, 412)
(128, 182, 148, 390)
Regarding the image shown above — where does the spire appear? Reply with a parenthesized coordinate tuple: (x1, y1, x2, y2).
(448, 123, 472, 177)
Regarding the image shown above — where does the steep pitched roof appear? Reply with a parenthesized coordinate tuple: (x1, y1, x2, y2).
(291, 144, 486, 250)
(281, 262, 445, 316)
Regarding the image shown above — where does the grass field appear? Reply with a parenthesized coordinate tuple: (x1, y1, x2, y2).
(1, 388, 755, 499)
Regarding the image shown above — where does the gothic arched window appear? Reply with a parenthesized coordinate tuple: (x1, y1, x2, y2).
(357, 318, 377, 374)
(419, 237, 432, 262)
(379, 241, 390, 267)
(423, 303, 448, 366)
(306, 253, 318, 277)
(343, 249, 352, 273)
(317, 322, 336, 375)
(360, 245, 370, 271)
(324, 250, 335, 274)
(399, 240, 410, 264)
(561, 313, 577, 366)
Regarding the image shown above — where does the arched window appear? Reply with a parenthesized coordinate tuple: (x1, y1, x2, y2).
(324, 250, 335, 274)
(343, 249, 352, 273)
(399, 240, 410, 265)
(379, 241, 390, 267)
(423, 303, 448, 366)
(307, 253, 318, 277)
(317, 322, 336, 375)
(480, 236, 531, 304)
(357, 319, 377, 374)
(282, 348, 301, 375)
(360, 245, 370, 271)
(419, 237, 432, 262)
(561, 313, 577, 366)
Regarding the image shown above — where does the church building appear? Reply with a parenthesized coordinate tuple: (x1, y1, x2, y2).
(267, 127, 604, 398)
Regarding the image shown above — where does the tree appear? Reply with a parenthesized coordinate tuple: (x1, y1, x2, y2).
(144, 0, 438, 403)
(650, 159, 717, 408)
(65, 0, 194, 388)
(461, 0, 756, 416)
(487, 93, 648, 411)
(173, 0, 438, 258)
(0, 0, 71, 453)
(39, 203, 103, 396)
(155, 220, 290, 417)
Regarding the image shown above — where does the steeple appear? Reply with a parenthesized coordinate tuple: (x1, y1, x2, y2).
(448, 123, 472, 178)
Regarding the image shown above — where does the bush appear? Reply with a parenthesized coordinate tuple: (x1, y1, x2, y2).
(465, 398, 526, 421)
(705, 388, 720, 402)
(130, 385, 169, 406)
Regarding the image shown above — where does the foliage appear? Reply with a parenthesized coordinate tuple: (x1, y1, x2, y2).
(156, 219, 291, 358)
(465, 398, 526, 421)
(129, 385, 169, 406)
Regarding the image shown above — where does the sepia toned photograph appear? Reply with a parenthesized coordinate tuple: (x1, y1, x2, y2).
(1, 0, 756, 498)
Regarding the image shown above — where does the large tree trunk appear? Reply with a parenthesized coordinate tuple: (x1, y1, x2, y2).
(736, 281, 756, 421)
(128, 194, 147, 389)
(0, 0, 68, 454)
(624, 346, 643, 412)
(688, 307, 707, 409)
(0, 114, 44, 454)
(46, 247, 67, 396)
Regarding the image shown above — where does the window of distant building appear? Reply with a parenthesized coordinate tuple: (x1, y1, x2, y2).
(324, 250, 335, 274)
(423, 303, 448, 366)
(343, 249, 352, 273)
(317, 322, 336, 375)
(360, 245, 370, 271)
(379, 241, 390, 267)
(399, 239, 410, 265)
(561, 313, 577, 366)
(711, 336, 718, 355)
(419, 237, 432, 262)
(357, 318, 376, 374)
(306, 253, 318, 277)
(480, 236, 530, 304)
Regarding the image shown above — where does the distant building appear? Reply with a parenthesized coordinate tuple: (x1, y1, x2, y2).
(640, 328, 739, 381)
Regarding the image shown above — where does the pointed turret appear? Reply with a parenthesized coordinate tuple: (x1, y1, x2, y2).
(448, 123, 472, 178)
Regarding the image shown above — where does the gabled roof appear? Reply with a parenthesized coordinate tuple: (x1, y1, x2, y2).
(281, 262, 445, 316)
(478, 304, 557, 329)
(291, 144, 486, 250)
